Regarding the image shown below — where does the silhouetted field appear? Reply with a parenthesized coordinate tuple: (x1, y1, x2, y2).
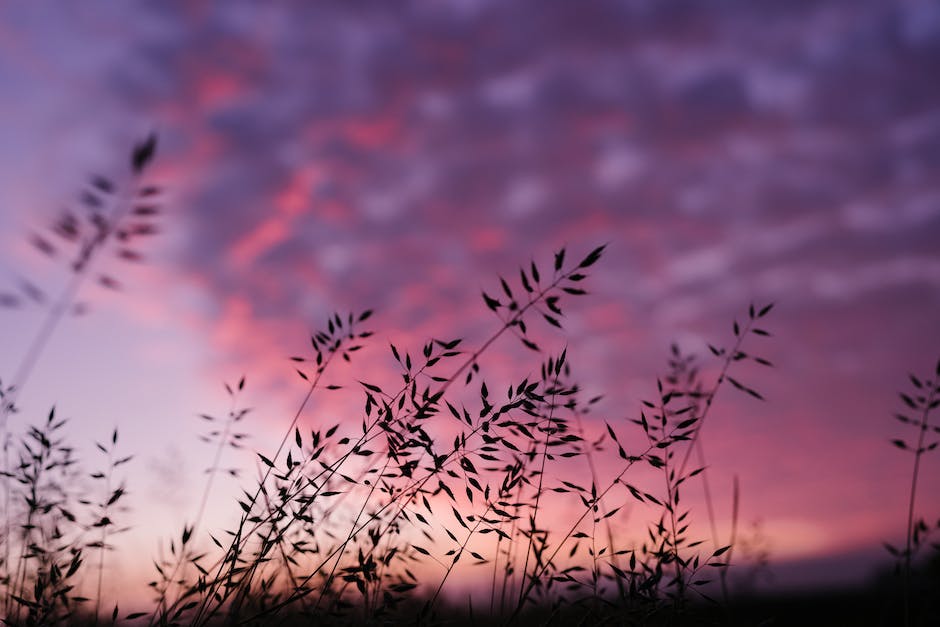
(1, 141, 937, 627)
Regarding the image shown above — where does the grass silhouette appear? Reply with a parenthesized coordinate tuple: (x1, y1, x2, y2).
(0, 142, 937, 627)
(885, 362, 940, 627)
(1, 136, 161, 626)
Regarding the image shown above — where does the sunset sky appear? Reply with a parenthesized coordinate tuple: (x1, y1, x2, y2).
(1, 0, 939, 604)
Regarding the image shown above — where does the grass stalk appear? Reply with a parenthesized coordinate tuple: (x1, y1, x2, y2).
(903, 383, 936, 626)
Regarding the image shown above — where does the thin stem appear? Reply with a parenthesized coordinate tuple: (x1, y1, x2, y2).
(574, 410, 627, 601)
(515, 382, 558, 610)
(427, 503, 494, 612)
(676, 318, 752, 479)
(150, 392, 238, 623)
(0, 271, 84, 428)
(194, 398, 237, 536)
(506, 440, 656, 624)
(719, 475, 740, 607)
(311, 452, 395, 613)
(188, 358, 332, 626)
(658, 393, 684, 604)
(904, 386, 935, 627)
(694, 440, 720, 553)
(94, 446, 114, 626)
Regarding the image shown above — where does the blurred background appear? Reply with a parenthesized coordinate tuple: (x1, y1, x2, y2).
(0, 0, 938, 605)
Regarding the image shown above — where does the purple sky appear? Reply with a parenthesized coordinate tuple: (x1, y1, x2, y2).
(1, 0, 939, 602)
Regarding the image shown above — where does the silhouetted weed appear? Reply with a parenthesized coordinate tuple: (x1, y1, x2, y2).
(6, 151, 927, 625)
(0, 228, 784, 626)
(885, 359, 940, 626)
(1, 137, 162, 627)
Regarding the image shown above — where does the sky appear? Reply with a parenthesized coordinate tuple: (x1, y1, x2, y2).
(0, 0, 939, 607)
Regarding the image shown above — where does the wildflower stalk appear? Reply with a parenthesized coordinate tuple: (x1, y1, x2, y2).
(903, 378, 937, 626)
